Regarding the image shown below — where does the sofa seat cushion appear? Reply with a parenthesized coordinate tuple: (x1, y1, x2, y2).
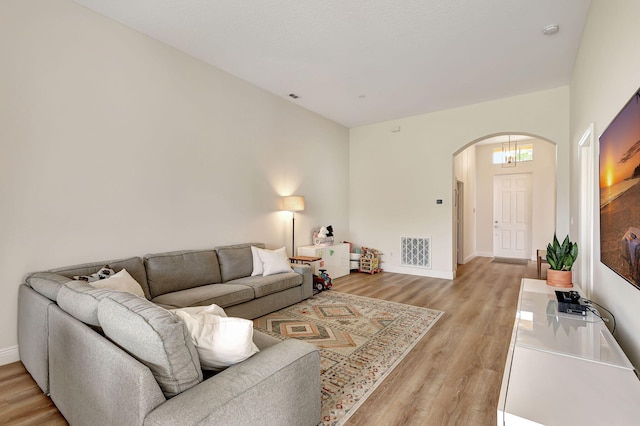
(151, 283, 254, 309)
(144, 250, 222, 299)
(231, 272, 303, 298)
(98, 292, 203, 398)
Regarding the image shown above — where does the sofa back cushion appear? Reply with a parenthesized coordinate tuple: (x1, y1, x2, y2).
(144, 250, 222, 299)
(215, 243, 265, 282)
(98, 292, 203, 398)
(57, 281, 114, 326)
(26, 272, 71, 301)
(50, 257, 150, 299)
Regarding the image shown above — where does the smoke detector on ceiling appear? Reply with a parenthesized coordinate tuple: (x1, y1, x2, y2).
(543, 24, 560, 35)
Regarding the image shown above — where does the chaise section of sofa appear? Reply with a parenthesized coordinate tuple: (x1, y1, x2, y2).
(143, 338, 321, 426)
(46, 289, 320, 426)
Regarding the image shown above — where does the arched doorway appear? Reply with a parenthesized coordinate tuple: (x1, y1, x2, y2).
(453, 134, 557, 271)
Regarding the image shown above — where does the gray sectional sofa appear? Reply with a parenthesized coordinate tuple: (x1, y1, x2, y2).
(18, 243, 320, 426)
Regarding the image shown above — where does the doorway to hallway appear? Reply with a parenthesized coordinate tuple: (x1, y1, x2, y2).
(453, 134, 556, 269)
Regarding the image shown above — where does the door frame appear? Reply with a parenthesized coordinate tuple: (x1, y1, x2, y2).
(452, 133, 558, 275)
(578, 124, 595, 297)
(456, 180, 464, 264)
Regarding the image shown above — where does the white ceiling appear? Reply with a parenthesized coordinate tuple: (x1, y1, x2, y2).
(74, 0, 590, 128)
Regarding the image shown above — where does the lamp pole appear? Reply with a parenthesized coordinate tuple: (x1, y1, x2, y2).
(291, 211, 296, 257)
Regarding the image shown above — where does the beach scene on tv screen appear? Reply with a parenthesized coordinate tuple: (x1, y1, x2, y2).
(600, 91, 640, 289)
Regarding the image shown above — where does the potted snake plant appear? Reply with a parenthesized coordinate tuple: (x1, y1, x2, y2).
(546, 233, 578, 288)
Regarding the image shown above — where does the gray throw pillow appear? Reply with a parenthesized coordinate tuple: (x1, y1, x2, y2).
(97, 292, 203, 398)
(216, 243, 264, 282)
(144, 250, 222, 298)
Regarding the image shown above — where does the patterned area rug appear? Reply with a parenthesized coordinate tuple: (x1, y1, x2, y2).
(253, 291, 443, 426)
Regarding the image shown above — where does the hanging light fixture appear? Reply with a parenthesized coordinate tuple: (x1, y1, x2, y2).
(502, 135, 518, 168)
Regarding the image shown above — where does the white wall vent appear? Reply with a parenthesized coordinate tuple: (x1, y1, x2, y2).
(401, 237, 431, 269)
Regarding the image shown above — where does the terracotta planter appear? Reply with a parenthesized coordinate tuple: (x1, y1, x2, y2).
(546, 269, 573, 288)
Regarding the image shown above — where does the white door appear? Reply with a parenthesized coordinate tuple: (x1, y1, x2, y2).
(493, 174, 532, 259)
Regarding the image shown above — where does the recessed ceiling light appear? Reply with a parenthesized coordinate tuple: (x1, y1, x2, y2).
(543, 24, 559, 35)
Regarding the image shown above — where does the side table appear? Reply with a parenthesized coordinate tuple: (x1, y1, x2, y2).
(289, 256, 322, 264)
(536, 249, 548, 279)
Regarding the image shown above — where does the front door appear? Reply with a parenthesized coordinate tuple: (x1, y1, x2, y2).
(493, 174, 532, 259)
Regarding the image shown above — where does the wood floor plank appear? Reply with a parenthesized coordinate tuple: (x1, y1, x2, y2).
(0, 362, 66, 425)
(0, 256, 534, 425)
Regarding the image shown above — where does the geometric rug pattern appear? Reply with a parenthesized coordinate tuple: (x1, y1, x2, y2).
(253, 291, 444, 426)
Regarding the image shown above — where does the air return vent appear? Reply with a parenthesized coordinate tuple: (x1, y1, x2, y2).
(401, 237, 431, 269)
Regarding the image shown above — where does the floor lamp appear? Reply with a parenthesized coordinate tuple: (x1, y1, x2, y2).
(281, 196, 305, 257)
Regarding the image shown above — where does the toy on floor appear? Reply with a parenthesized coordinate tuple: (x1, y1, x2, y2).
(313, 269, 332, 292)
(359, 247, 382, 274)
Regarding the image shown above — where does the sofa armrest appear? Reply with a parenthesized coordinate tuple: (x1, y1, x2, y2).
(48, 306, 166, 426)
(144, 339, 321, 426)
(291, 263, 313, 300)
(18, 284, 55, 394)
(252, 329, 281, 350)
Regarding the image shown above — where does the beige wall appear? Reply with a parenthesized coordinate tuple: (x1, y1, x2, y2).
(474, 139, 557, 259)
(350, 87, 570, 278)
(570, 0, 640, 368)
(0, 0, 349, 362)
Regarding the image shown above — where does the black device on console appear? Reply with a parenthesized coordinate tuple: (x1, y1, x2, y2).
(555, 290, 587, 316)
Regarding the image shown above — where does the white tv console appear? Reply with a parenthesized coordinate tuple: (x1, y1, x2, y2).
(498, 278, 640, 425)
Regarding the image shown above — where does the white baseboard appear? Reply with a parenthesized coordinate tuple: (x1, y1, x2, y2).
(473, 252, 536, 261)
(462, 254, 476, 264)
(475, 251, 494, 257)
(0, 346, 20, 366)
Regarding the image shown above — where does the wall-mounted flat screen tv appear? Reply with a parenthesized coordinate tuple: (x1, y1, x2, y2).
(600, 88, 640, 289)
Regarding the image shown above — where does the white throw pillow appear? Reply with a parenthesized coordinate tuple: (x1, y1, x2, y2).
(250, 246, 264, 276)
(173, 304, 227, 317)
(257, 247, 293, 276)
(251, 246, 292, 276)
(90, 268, 145, 297)
(174, 305, 259, 371)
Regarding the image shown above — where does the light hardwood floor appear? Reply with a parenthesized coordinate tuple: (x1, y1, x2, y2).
(335, 257, 535, 426)
(0, 256, 537, 425)
(0, 361, 66, 425)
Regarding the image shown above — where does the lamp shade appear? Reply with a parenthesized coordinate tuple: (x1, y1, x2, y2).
(281, 196, 305, 212)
